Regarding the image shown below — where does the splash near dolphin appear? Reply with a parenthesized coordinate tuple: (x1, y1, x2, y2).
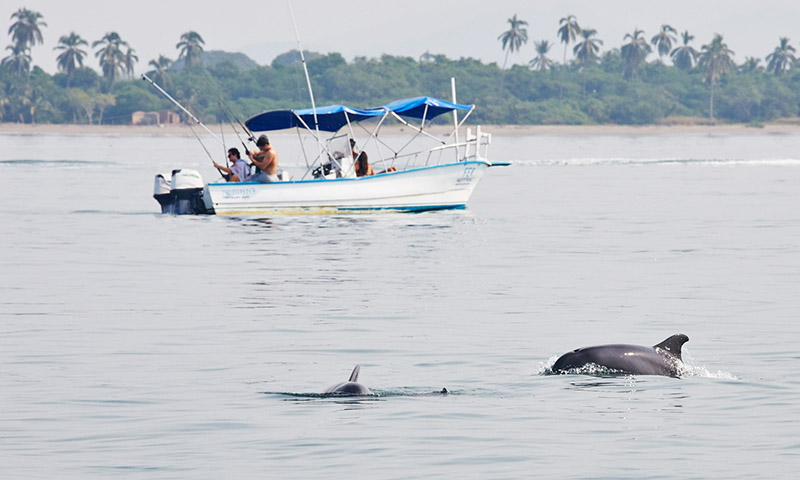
(550, 334, 689, 377)
(323, 365, 375, 396)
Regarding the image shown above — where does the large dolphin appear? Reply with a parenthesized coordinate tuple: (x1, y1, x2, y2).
(550, 334, 689, 377)
(323, 365, 374, 396)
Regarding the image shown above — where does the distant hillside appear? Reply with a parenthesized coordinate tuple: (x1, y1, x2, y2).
(170, 50, 260, 72)
(271, 49, 324, 67)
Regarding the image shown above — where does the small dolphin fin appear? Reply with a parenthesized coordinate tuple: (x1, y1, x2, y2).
(348, 365, 361, 382)
(654, 334, 689, 360)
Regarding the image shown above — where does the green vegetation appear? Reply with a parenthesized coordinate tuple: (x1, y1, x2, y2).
(2, 8, 800, 126)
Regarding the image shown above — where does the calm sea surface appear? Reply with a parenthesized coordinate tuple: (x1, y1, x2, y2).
(1, 130, 799, 479)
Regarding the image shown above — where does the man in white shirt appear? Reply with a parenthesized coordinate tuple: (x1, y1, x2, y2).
(213, 148, 250, 182)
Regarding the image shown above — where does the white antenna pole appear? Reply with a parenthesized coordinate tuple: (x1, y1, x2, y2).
(451, 77, 460, 161)
(287, 0, 323, 158)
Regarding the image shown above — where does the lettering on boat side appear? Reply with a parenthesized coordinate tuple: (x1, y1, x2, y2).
(456, 166, 476, 185)
(222, 187, 257, 199)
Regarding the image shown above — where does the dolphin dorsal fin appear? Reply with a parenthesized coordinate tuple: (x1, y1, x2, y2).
(348, 365, 361, 382)
(654, 334, 689, 360)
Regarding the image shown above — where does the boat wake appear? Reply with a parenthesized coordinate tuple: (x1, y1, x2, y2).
(512, 158, 800, 167)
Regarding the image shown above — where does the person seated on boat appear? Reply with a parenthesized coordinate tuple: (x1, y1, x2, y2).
(213, 148, 250, 182)
(247, 135, 279, 183)
(352, 139, 374, 177)
(352, 139, 396, 177)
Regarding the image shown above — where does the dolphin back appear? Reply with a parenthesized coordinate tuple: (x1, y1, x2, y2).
(653, 334, 689, 361)
(322, 365, 373, 396)
(552, 334, 690, 376)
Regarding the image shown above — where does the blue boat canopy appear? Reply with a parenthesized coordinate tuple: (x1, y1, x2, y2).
(378, 97, 473, 120)
(245, 104, 383, 133)
(245, 97, 474, 132)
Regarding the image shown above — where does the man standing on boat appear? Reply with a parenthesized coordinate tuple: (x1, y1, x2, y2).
(247, 135, 279, 183)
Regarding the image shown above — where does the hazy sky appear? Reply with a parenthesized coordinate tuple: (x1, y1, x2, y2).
(5, 0, 800, 74)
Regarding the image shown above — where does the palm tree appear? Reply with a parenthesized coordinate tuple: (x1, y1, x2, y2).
(497, 15, 528, 69)
(529, 40, 554, 71)
(123, 47, 138, 78)
(557, 15, 581, 64)
(93, 32, 128, 89)
(740, 57, 762, 73)
(573, 28, 603, 67)
(54, 32, 88, 87)
(670, 31, 697, 71)
(8, 8, 47, 51)
(176, 31, 205, 69)
(651, 25, 677, 62)
(766, 37, 796, 75)
(147, 55, 173, 86)
(621, 29, 651, 79)
(697, 34, 735, 122)
(1, 44, 31, 76)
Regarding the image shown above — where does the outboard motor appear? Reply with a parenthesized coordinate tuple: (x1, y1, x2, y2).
(153, 169, 206, 214)
(170, 169, 206, 214)
(153, 172, 173, 213)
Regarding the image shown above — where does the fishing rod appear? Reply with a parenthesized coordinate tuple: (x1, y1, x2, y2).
(218, 99, 255, 156)
(141, 73, 226, 177)
(141, 73, 221, 144)
(218, 97, 256, 143)
(217, 102, 257, 178)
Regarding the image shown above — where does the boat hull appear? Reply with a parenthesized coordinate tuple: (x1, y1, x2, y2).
(204, 161, 492, 215)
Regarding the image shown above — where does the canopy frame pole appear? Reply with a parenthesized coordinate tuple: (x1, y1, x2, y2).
(440, 106, 476, 144)
(343, 112, 357, 177)
(366, 110, 394, 172)
(292, 113, 336, 159)
(451, 78, 460, 162)
(295, 127, 311, 171)
(388, 111, 443, 143)
(292, 112, 343, 179)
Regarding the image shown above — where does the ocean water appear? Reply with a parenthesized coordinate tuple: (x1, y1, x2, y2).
(1, 130, 799, 479)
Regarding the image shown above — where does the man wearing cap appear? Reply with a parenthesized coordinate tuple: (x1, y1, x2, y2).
(247, 135, 279, 183)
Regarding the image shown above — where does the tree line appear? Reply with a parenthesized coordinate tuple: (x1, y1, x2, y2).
(2, 7, 800, 126)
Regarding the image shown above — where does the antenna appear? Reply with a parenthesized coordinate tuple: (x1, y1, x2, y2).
(286, 0, 322, 156)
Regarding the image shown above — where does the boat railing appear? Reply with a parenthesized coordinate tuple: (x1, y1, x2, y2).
(296, 120, 493, 179)
(374, 125, 492, 171)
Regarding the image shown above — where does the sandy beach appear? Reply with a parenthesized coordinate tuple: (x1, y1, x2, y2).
(2, 121, 800, 136)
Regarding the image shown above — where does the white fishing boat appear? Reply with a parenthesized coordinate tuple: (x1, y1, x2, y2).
(150, 4, 505, 215)
(153, 93, 507, 215)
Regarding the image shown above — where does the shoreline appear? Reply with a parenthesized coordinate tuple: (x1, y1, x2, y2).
(2, 122, 800, 136)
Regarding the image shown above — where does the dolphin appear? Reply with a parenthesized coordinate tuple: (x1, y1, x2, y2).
(323, 365, 374, 396)
(550, 334, 689, 377)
